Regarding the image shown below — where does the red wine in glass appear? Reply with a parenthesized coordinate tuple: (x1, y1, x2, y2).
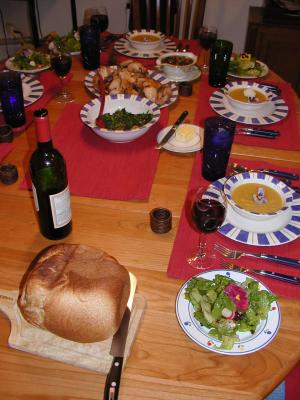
(50, 52, 73, 103)
(91, 14, 109, 33)
(187, 186, 226, 270)
(199, 26, 217, 72)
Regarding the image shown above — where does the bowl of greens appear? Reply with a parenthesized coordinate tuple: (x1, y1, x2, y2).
(5, 49, 50, 73)
(80, 94, 161, 143)
(228, 53, 269, 79)
(176, 269, 280, 355)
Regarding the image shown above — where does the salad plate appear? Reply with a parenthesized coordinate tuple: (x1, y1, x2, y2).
(5, 56, 50, 74)
(156, 125, 203, 153)
(228, 60, 269, 79)
(206, 178, 300, 246)
(176, 269, 280, 355)
(84, 69, 178, 109)
(113, 37, 177, 59)
(209, 90, 288, 125)
(0, 74, 43, 111)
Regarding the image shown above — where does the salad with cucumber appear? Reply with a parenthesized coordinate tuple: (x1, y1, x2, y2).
(228, 53, 265, 77)
(11, 48, 50, 70)
(47, 31, 80, 54)
(185, 273, 277, 350)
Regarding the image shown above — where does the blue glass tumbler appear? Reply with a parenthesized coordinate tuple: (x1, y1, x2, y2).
(79, 24, 100, 70)
(0, 71, 26, 128)
(202, 116, 236, 181)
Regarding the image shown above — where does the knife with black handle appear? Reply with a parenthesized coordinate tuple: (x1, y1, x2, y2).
(252, 269, 300, 284)
(156, 110, 188, 149)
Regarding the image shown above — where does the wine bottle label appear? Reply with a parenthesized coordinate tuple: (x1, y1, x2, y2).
(32, 183, 40, 211)
(49, 186, 72, 228)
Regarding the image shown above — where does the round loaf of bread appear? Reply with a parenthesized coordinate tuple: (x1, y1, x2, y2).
(18, 244, 131, 343)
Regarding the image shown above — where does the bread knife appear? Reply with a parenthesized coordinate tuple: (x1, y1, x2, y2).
(103, 273, 137, 400)
(155, 110, 188, 149)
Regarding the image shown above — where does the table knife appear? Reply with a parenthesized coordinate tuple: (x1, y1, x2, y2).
(155, 110, 188, 149)
(230, 162, 299, 180)
(238, 128, 280, 136)
(103, 273, 137, 400)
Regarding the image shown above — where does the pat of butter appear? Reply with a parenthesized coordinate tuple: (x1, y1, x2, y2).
(175, 125, 197, 143)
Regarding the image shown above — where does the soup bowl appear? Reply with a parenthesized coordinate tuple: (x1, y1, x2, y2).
(126, 30, 165, 51)
(223, 172, 294, 221)
(80, 94, 160, 143)
(224, 81, 273, 112)
(156, 52, 198, 79)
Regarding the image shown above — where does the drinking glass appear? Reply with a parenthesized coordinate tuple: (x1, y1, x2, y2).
(199, 25, 217, 73)
(90, 6, 109, 33)
(50, 51, 73, 103)
(79, 24, 100, 70)
(186, 186, 227, 270)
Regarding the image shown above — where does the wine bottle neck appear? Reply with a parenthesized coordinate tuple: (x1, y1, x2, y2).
(34, 109, 52, 144)
(37, 140, 54, 151)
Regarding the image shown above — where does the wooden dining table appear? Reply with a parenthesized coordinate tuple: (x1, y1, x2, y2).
(0, 51, 300, 400)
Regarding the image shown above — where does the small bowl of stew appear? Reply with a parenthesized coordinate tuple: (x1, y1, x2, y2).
(156, 52, 197, 79)
(224, 81, 272, 111)
(126, 30, 164, 51)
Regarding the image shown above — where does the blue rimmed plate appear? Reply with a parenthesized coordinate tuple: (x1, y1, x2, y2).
(84, 69, 178, 109)
(209, 84, 288, 125)
(176, 269, 280, 355)
(114, 37, 177, 59)
(0, 74, 44, 112)
(206, 178, 300, 246)
(80, 94, 160, 143)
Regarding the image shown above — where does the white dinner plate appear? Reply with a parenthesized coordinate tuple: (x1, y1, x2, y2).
(176, 269, 280, 355)
(227, 60, 269, 79)
(209, 90, 288, 125)
(84, 69, 178, 109)
(206, 178, 300, 246)
(160, 65, 201, 83)
(0, 74, 44, 111)
(5, 57, 50, 74)
(114, 37, 177, 59)
(156, 124, 203, 153)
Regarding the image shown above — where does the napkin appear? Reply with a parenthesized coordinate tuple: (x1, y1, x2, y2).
(0, 71, 72, 133)
(21, 103, 169, 201)
(167, 153, 300, 300)
(195, 75, 300, 150)
(0, 143, 13, 162)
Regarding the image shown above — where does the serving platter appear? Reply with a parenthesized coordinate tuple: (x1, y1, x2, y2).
(5, 57, 50, 74)
(176, 269, 280, 355)
(228, 60, 269, 79)
(206, 178, 300, 246)
(84, 69, 178, 109)
(0, 74, 44, 111)
(156, 124, 203, 153)
(114, 37, 177, 59)
(209, 88, 288, 125)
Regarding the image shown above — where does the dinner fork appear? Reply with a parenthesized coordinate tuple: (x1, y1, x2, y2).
(220, 260, 300, 284)
(214, 243, 300, 268)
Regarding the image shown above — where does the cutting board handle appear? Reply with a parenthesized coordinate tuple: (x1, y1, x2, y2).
(0, 288, 18, 320)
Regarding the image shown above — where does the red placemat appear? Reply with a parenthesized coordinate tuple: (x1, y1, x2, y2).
(167, 153, 300, 299)
(21, 103, 169, 201)
(0, 71, 72, 134)
(195, 75, 300, 150)
(0, 143, 13, 162)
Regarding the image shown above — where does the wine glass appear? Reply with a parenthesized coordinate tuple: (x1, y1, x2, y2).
(90, 6, 109, 33)
(186, 186, 226, 270)
(199, 25, 217, 73)
(50, 51, 73, 103)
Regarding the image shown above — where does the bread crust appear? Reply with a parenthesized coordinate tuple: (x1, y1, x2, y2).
(18, 244, 131, 343)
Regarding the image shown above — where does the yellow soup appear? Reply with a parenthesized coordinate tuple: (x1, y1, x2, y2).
(131, 34, 160, 42)
(232, 183, 283, 213)
(229, 88, 267, 103)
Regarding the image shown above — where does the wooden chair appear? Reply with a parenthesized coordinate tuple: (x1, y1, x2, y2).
(129, 0, 206, 39)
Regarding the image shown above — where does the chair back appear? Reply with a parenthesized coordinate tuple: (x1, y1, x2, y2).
(129, 0, 206, 39)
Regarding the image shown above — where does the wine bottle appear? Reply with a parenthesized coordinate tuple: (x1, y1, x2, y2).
(30, 108, 72, 240)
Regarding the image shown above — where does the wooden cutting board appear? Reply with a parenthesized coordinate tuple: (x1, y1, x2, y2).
(0, 287, 146, 374)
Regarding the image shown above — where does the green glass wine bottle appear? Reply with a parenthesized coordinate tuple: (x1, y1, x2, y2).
(30, 108, 72, 239)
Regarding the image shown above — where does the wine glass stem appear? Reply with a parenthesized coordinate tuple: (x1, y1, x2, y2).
(197, 232, 206, 258)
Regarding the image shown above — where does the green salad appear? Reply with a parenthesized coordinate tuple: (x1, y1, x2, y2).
(49, 31, 81, 53)
(12, 49, 49, 70)
(185, 274, 277, 350)
(101, 108, 153, 130)
(228, 53, 264, 77)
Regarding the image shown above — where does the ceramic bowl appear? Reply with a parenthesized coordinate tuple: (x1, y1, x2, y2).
(126, 30, 164, 51)
(223, 172, 293, 221)
(156, 52, 198, 79)
(224, 81, 272, 112)
(80, 94, 160, 143)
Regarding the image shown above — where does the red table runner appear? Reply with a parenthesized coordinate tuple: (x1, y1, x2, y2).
(21, 103, 169, 201)
(0, 143, 13, 162)
(195, 75, 300, 150)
